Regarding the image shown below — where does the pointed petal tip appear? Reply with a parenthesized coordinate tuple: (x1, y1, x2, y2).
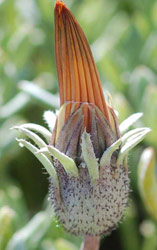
(55, 0, 65, 6)
(54, 0, 110, 125)
(55, 0, 66, 15)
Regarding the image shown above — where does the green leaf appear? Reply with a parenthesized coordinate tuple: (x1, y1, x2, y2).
(19, 81, 59, 108)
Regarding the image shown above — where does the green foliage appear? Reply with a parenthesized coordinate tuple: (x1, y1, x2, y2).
(0, 0, 156, 249)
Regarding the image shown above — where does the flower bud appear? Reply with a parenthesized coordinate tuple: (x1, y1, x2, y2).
(14, 0, 151, 237)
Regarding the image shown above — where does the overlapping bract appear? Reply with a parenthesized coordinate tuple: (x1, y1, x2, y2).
(13, 110, 150, 235)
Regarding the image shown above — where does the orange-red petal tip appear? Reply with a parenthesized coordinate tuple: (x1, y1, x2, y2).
(55, 0, 65, 15)
(54, 1, 110, 128)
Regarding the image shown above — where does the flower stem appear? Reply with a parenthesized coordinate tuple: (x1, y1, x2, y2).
(80, 235, 100, 250)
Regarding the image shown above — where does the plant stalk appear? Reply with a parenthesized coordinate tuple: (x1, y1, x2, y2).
(80, 235, 100, 250)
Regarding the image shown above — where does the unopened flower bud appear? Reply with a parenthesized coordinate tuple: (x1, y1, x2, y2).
(14, 0, 151, 238)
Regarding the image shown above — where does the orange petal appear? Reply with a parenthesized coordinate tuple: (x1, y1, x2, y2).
(55, 1, 110, 130)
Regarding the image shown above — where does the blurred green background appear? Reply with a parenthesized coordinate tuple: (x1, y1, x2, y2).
(0, 0, 157, 249)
